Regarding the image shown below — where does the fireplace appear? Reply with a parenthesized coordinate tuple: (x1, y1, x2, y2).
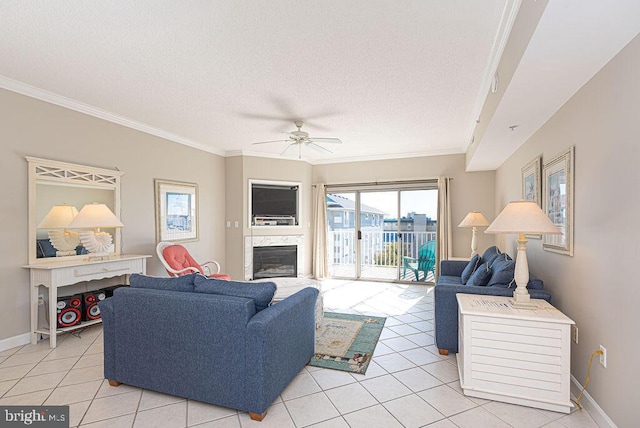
(252, 245, 298, 279)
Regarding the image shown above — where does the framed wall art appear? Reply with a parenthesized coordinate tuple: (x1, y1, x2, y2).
(522, 155, 542, 239)
(522, 155, 541, 205)
(155, 179, 199, 243)
(542, 147, 574, 256)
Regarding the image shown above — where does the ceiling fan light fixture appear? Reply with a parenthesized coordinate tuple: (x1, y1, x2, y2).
(252, 120, 342, 157)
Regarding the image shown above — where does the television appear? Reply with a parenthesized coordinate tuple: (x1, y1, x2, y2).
(251, 182, 299, 225)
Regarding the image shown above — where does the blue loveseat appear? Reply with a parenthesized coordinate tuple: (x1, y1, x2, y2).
(99, 273, 318, 421)
(434, 246, 551, 354)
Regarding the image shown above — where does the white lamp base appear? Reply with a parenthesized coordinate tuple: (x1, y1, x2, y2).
(511, 233, 536, 309)
(48, 230, 80, 254)
(510, 297, 537, 309)
(470, 227, 478, 257)
(55, 250, 77, 257)
(78, 231, 115, 254)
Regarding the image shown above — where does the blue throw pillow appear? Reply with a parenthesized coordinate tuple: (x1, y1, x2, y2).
(467, 262, 492, 286)
(487, 254, 516, 287)
(129, 273, 198, 292)
(193, 276, 277, 312)
(481, 246, 502, 267)
(461, 254, 481, 285)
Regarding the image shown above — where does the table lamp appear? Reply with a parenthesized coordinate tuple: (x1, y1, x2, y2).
(458, 211, 490, 257)
(37, 204, 80, 256)
(67, 203, 124, 257)
(485, 201, 560, 307)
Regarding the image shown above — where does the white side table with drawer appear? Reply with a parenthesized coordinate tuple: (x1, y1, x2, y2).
(456, 294, 574, 413)
(24, 254, 150, 348)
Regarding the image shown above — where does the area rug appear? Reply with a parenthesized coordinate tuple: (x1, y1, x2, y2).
(309, 312, 386, 374)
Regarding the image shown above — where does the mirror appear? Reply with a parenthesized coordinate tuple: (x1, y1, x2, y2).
(27, 157, 123, 264)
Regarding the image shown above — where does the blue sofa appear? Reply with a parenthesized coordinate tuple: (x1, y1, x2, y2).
(99, 273, 318, 421)
(434, 246, 551, 354)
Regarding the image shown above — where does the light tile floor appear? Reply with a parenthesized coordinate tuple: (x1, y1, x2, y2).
(0, 279, 599, 428)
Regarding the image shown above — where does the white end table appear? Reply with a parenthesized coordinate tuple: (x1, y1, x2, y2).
(456, 294, 574, 413)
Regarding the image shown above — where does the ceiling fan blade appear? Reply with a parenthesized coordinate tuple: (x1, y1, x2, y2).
(306, 142, 333, 154)
(236, 111, 292, 121)
(252, 140, 291, 145)
(309, 137, 342, 144)
(280, 144, 299, 156)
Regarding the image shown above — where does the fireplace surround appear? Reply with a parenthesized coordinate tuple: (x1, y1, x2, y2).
(253, 245, 297, 279)
(244, 235, 304, 280)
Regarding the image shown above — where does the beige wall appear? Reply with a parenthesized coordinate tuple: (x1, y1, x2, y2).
(0, 88, 226, 343)
(494, 34, 640, 427)
(224, 155, 245, 280)
(314, 155, 496, 258)
(224, 154, 495, 279)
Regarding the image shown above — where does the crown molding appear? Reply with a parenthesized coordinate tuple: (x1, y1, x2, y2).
(225, 149, 314, 164)
(225, 147, 464, 165)
(463, 0, 522, 150)
(2, 75, 466, 165)
(0, 75, 225, 157)
(309, 147, 465, 165)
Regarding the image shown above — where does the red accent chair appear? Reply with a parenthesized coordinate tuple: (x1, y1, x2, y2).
(156, 242, 231, 280)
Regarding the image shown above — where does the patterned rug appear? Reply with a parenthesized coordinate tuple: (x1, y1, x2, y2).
(309, 312, 386, 374)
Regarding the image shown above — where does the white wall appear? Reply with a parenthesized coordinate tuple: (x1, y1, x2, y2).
(0, 88, 226, 343)
(494, 34, 640, 427)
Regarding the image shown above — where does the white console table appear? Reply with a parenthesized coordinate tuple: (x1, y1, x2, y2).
(456, 294, 574, 413)
(24, 254, 150, 348)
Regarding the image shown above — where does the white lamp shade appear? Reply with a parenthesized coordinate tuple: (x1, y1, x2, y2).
(67, 203, 124, 229)
(485, 201, 561, 235)
(37, 205, 79, 229)
(458, 212, 490, 228)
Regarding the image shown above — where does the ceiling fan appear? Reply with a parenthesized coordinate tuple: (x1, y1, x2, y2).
(252, 120, 342, 158)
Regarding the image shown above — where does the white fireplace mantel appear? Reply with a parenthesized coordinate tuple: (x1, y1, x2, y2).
(244, 235, 304, 280)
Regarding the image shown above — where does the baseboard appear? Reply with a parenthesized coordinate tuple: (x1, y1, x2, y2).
(570, 375, 618, 428)
(0, 333, 31, 353)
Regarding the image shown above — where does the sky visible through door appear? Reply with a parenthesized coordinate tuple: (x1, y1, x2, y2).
(327, 189, 438, 281)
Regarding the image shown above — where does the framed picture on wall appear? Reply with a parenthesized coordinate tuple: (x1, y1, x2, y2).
(522, 155, 542, 239)
(542, 147, 574, 256)
(155, 179, 199, 243)
(522, 156, 541, 205)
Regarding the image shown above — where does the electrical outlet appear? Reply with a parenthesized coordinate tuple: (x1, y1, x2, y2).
(572, 325, 578, 344)
(599, 345, 607, 368)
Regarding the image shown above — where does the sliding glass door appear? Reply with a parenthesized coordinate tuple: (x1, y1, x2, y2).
(398, 189, 438, 282)
(360, 191, 399, 281)
(326, 192, 357, 278)
(326, 184, 438, 283)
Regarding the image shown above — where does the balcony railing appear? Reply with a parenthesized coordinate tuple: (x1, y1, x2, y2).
(328, 230, 436, 269)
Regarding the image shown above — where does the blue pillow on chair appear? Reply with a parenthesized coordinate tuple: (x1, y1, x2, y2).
(461, 254, 481, 285)
(467, 262, 492, 286)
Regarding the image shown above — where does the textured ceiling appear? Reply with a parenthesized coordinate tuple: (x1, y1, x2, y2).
(0, 0, 512, 162)
(1, 1, 638, 167)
